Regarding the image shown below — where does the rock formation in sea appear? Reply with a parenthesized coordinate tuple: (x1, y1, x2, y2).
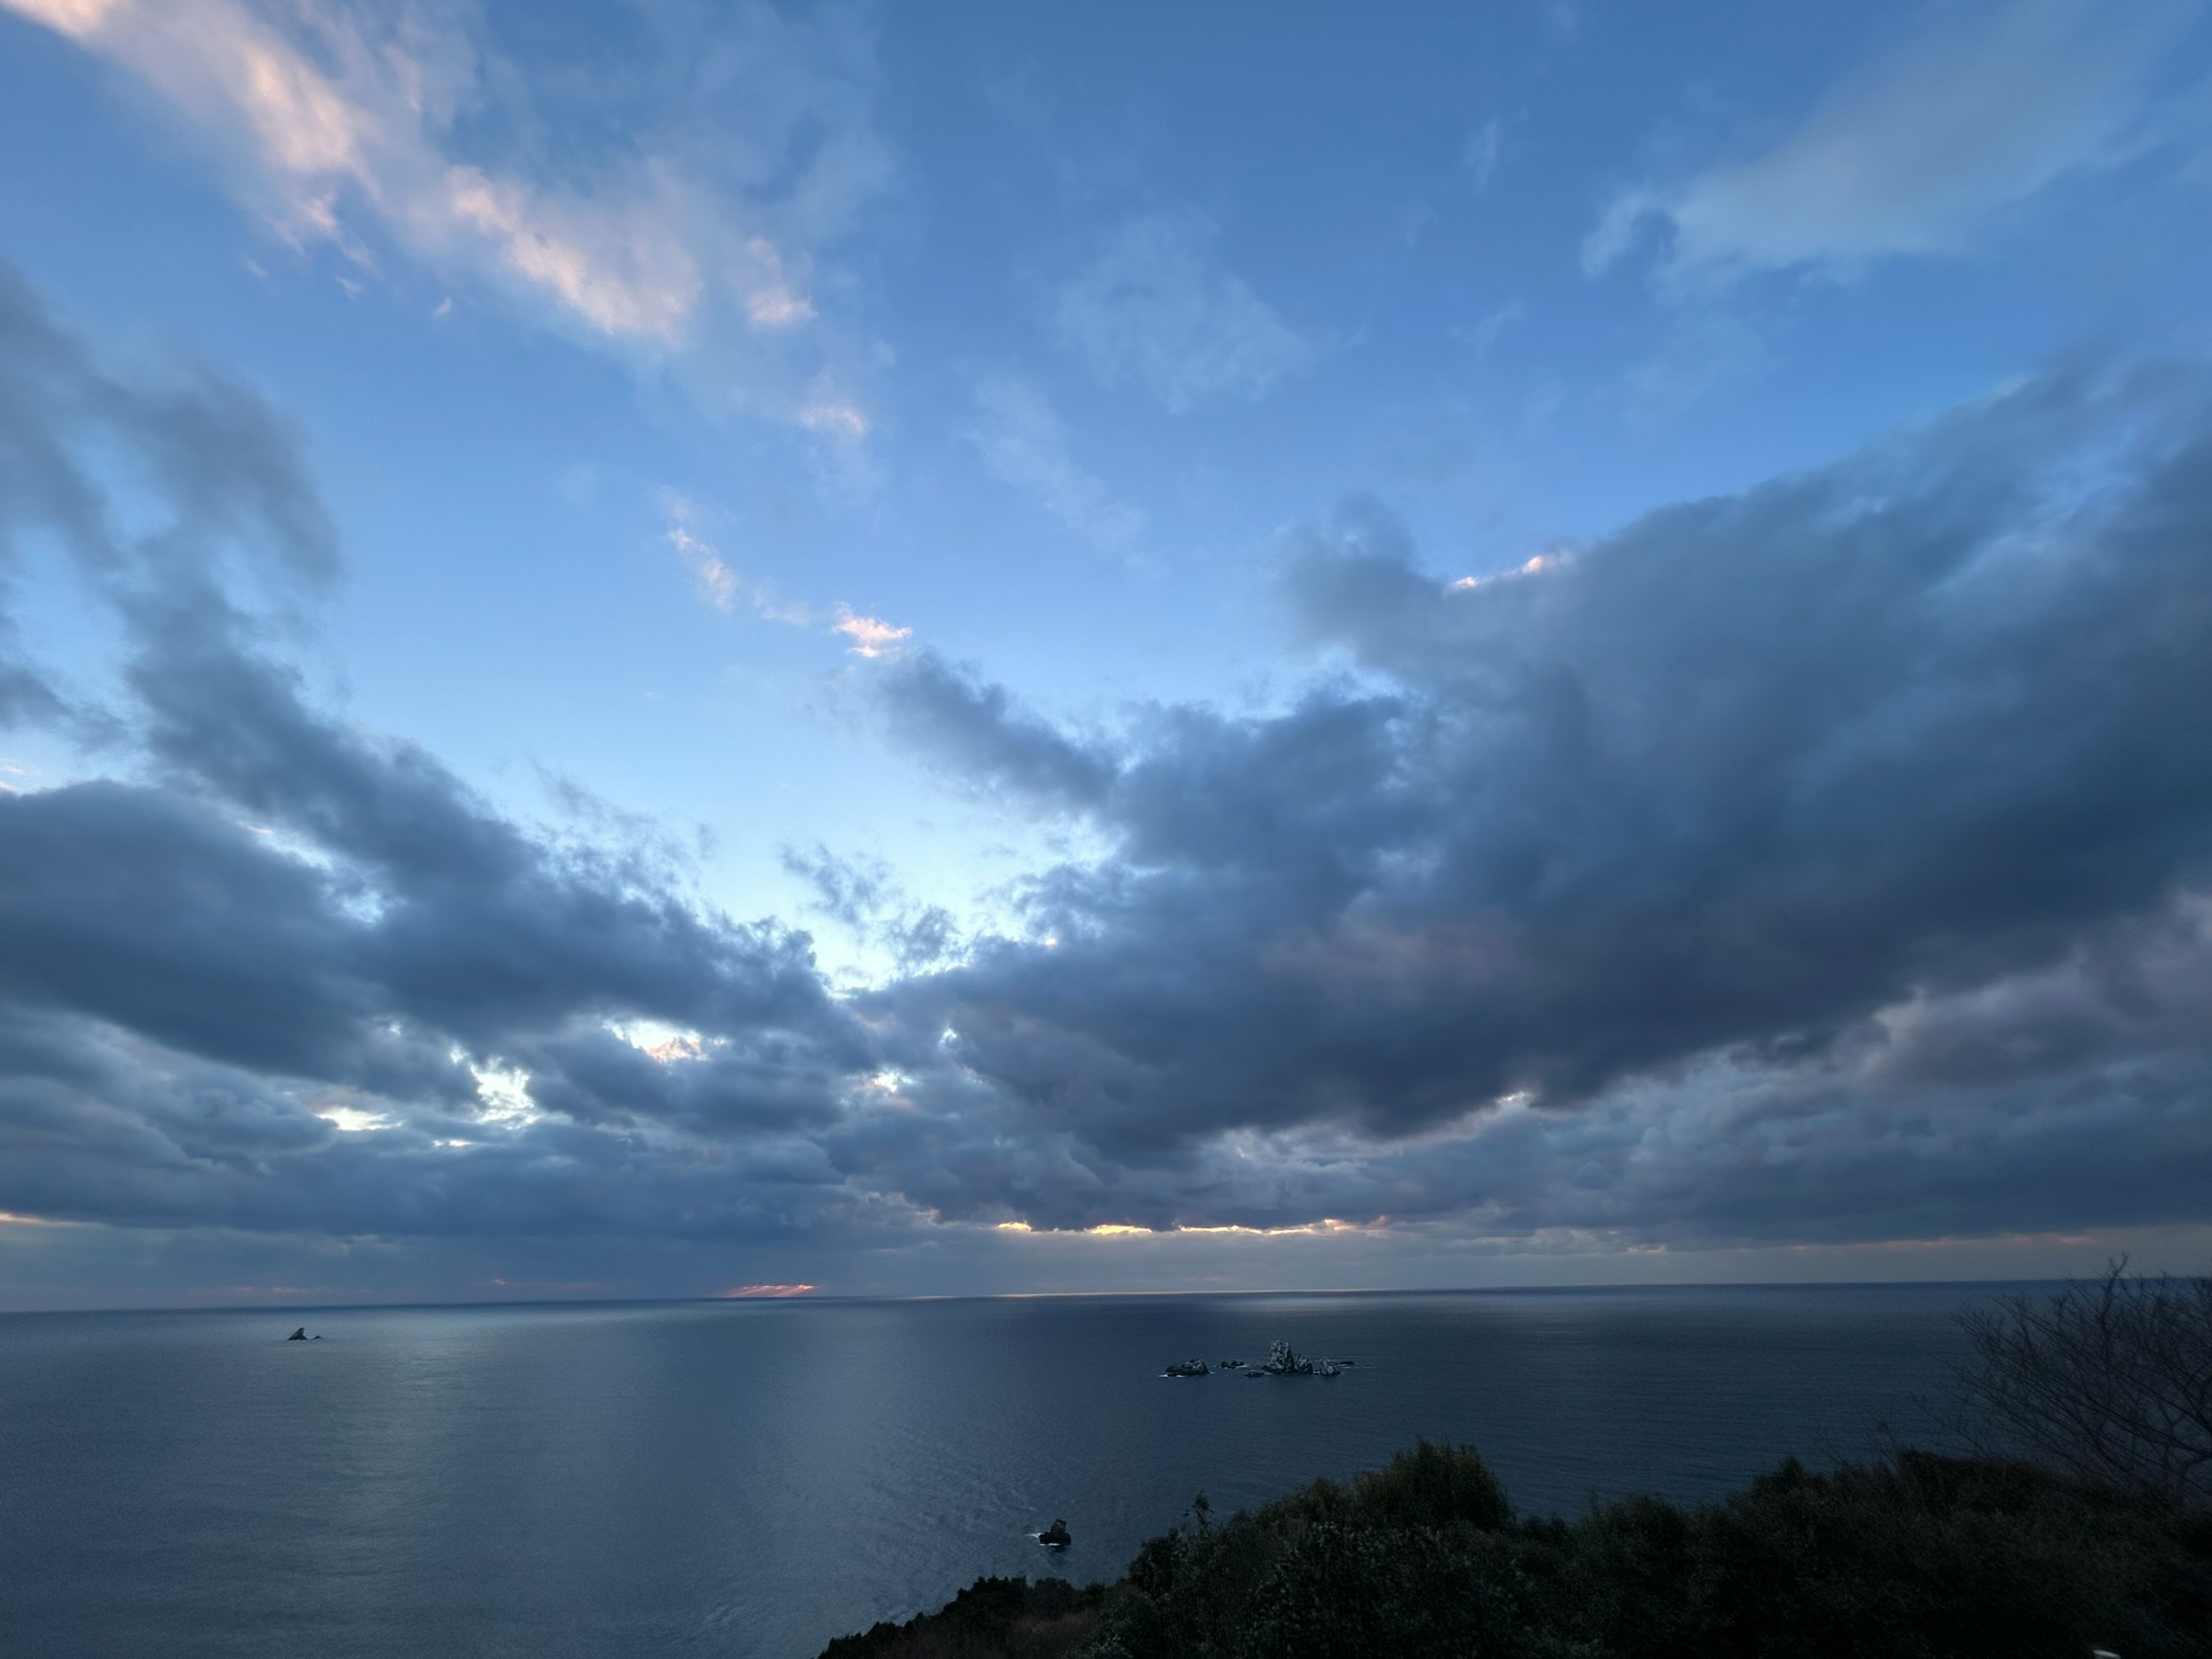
(1247, 1340, 1344, 1377)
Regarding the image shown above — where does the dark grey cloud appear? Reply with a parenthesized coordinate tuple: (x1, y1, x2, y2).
(782, 842, 964, 972)
(0, 264, 873, 1249)
(0, 259, 323, 732)
(5, 251, 2212, 1291)
(0, 1002, 856, 1243)
(881, 650, 1118, 810)
(837, 917, 2212, 1247)
(841, 362, 2212, 1240)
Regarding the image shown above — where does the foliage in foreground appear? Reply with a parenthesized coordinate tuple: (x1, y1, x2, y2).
(820, 1440, 2212, 1659)
(819, 1574, 1111, 1659)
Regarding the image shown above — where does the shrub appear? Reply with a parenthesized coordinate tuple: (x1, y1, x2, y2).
(1346, 1436, 1513, 1531)
(1079, 1445, 2210, 1659)
(821, 1440, 2212, 1659)
(821, 1577, 1108, 1659)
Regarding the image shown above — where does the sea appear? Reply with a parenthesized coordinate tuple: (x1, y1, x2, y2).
(1, 1283, 1999, 1659)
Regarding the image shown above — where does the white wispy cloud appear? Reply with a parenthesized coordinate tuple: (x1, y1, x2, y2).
(662, 512, 813, 626)
(5, 0, 889, 422)
(740, 237, 817, 329)
(832, 605, 910, 658)
(1056, 209, 1312, 411)
(663, 506, 902, 654)
(797, 397, 870, 439)
(668, 525, 739, 612)
(967, 373, 1144, 554)
(1585, 0, 2196, 286)
(1464, 116, 1503, 192)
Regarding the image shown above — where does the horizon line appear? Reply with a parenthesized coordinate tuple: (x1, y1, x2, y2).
(0, 1275, 2084, 1320)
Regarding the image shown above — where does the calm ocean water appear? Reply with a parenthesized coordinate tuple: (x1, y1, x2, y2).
(1, 1285, 1993, 1658)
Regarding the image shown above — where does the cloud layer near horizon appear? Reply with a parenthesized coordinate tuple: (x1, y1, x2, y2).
(4, 262, 2212, 1289)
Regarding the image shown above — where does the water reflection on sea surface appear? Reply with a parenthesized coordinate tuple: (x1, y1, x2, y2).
(0, 1285, 1980, 1659)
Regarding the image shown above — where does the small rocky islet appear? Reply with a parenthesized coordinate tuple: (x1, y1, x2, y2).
(1161, 1340, 1344, 1379)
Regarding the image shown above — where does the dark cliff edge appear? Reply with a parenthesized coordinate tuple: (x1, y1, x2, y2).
(817, 1439, 2212, 1658)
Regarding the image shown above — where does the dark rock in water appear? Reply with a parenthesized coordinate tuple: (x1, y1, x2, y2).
(312, 1334, 323, 1340)
(1219, 1358, 1244, 1369)
(1039, 1517, 1071, 1548)
(1251, 1342, 1341, 1376)
(287, 1328, 306, 1341)
(1162, 1358, 1210, 1377)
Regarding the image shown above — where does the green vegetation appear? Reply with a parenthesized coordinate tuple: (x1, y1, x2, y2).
(821, 1274, 2212, 1657)
(820, 1441, 2211, 1659)
(820, 1574, 1111, 1659)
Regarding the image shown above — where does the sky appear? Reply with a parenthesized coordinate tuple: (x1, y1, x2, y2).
(2, 0, 2211, 1309)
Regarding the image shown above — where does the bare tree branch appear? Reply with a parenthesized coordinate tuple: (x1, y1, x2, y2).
(1953, 1259, 2212, 1508)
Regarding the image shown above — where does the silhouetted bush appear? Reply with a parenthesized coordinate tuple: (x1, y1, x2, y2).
(1554, 1450, 2210, 1658)
(1083, 1449, 1568, 1659)
(823, 1440, 2212, 1659)
(1345, 1434, 1513, 1531)
(820, 1575, 1108, 1659)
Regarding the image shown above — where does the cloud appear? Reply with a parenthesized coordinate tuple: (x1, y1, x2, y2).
(9, 259, 2212, 1290)
(0, 258, 340, 731)
(831, 605, 910, 658)
(0, 262, 876, 1247)
(796, 400, 870, 438)
(2, 0, 893, 422)
(668, 524, 738, 611)
(783, 844, 963, 973)
(1464, 117, 1503, 192)
(967, 374, 1145, 553)
(1585, 0, 2198, 285)
(661, 505, 891, 648)
(1056, 209, 1312, 411)
(877, 653, 1115, 811)
(849, 361, 2212, 1232)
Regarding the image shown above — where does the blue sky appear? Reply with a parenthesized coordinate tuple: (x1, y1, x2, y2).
(2, 0, 2211, 1308)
